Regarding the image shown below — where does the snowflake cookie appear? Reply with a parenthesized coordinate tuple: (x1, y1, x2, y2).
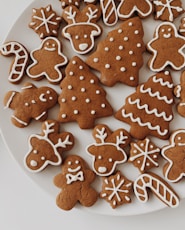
(100, 171, 133, 209)
(153, 0, 184, 22)
(29, 5, 62, 39)
(129, 138, 160, 173)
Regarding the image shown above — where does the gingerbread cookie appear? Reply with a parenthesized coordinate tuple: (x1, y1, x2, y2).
(179, 17, 185, 36)
(174, 71, 185, 117)
(24, 120, 74, 172)
(58, 56, 113, 129)
(62, 5, 102, 54)
(129, 138, 160, 173)
(161, 129, 185, 182)
(27, 37, 68, 84)
(115, 71, 174, 140)
(4, 83, 58, 128)
(60, 0, 81, 8)
(53, 155, 98, 210)
(134, 172, 179, 208)
(117, 0, 153, 20)
(153, 0, 184, 22)
(100, 0, 118, 26)
(0, 41, 29, 83)
(86, 17, 145, 87)
(147, 22, 185, 72)
(29, 5, 62, 39)
(86, 124, 131, 176)
(100, 171, 133, 208)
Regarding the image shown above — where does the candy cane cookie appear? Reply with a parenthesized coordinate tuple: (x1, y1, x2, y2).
(134, 173, 179, 208)
(100, 0, 118, 26)
(0, 41, 29, 83)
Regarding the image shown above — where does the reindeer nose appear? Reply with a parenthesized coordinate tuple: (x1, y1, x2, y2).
(98, 166, 107, 173)
(30, 160, 38, 167)
(79, 43, 88, 51)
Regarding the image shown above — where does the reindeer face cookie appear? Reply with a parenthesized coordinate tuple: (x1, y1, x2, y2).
(4, 83, 58, 128)
(53, 155, 98, 210)
(24, 120, 74, 172)
(86, 124, 131, 176)
(62, 5, 102, 54)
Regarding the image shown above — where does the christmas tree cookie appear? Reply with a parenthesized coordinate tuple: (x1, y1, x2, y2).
(86, 17, 145, 87)
(115, 71, 174, 140)
(58, 56, 113, 129)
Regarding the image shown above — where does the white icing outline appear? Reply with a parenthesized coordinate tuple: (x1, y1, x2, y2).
(117, 0, 153, 19)
(134, 173, 179, 208)
(100, 0, 118, 26)
(161, 129, 185, 182)
(27, 37, 68, 83)
(147, 22, 185, 72)
(0, 41, 28, 83)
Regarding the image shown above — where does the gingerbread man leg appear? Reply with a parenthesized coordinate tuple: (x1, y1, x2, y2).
(79, 186, 98, 207)
(56, 191, 78, 210)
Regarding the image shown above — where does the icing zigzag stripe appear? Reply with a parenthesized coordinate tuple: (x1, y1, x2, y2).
(122, 109, 168, 136)
(152, 75, 173, 88)
(128, 97, 173, 121)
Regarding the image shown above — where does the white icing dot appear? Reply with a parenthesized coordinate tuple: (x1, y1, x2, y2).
(91, 110, 96, 115)
(178, 136, 181, 140)
(61, 114, 67, 118)
(96, 90, 100, 94)
(164, 71, 169, 75)
(109, 158, 113, 162)
(46, 91, 50, 94)
(72, 96, 76, 101)
(98, 155, 102, 159)
(134, 30, 139, 34)
(130, 76, 134, 81)
(72, 60, 76, 65)
(75, 160, 79, 164)
(49, 97, 53, 100)
(132, 62, 137, 67)
(140, 143, 144, 147)
(119, 45, 124, 50)
(105, 64, 110, 69)
(86, 98, 90, 103)
(146, 162, 150, 167)
(25, 102, 29, 106)
(116, 56, 121, 61)
(129, 50, 134, 55)
(118, 29, 122, 33)
(79, 76, 84, 80)
(74, 110, 79, 114)
(120, 67, 126, 72)
(150, 144, 154, 149)
(79, 65, 83, 70)
(41, 156, 45, 161)
(68, 85, 73, 90)
(124, 36, 129, 41)
(101, 103, 106, 108)
(93, 58, 99, 63)
(84, 34, 88, 38)
(81, 88, 86, 92)
(31, 100, 36, 104)
(128, 22, 133, 26)
(109, 37, 114, 42)
(61, 98, 66, 103)
(137, 160, 141, 164)
(133, 150, 137, 154)
(90, 79, 95, 84)
(75, 35, 79, 39)
(68, 161, 72, 165)
(104, 47, 109, 51)
(30, 160, 37, 167)
(137, 43, 142, 48)
(33, 150, 38, 154)
(153, 155, 158, 159)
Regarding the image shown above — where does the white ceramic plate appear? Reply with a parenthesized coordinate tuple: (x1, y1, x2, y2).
(0, 0, 185, 216)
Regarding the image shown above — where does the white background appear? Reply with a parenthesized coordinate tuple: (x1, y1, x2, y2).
(1, 0, 185, 229)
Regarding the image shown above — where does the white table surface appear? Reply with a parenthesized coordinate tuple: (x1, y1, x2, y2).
(1, 0, 185, 229)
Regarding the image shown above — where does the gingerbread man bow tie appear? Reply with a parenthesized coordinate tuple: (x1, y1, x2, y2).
(66, 171, 84, 184)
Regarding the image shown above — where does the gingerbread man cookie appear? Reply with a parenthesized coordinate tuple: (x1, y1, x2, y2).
(100, 171, 133, 209)
(179, 17, 185, 36)
(27, 37, 68, 84)
(24, 120, 74, 173)
(62, 5, 102, 54)
(4, 83, 58, 128)
(86, 124, 131, 176)
(161, 129, 185, 182)
(53, 155, 98, 210)
(29, 5, 62, 39)
(117, 0, 153, 20)
(147, 22, 185, 72)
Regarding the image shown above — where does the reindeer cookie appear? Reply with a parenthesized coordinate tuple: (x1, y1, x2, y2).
(53, 155, 98, 210)
(24, 120, 74, 173)
(86, 124, 131, 176)
(0, 41, 29, 83)
(62, 4, 102, 54)
(4, 83, 58, 128)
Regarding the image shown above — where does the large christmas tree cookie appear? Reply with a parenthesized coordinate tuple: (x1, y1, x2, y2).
(115, 71, 174, 140)
(86, 17, 145, 87)
(58, 56, 113, 129)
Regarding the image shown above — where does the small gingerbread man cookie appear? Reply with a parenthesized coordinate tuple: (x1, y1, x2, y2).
(147, 22, 185, 72)
(53, 155, 98, 210)
(4, 82, 58, 128)
(27, 37, 68, 84)
(179, 17, 185, 36)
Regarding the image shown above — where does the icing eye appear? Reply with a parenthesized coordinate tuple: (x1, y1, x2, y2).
(109, 158, 113, 162)
(41, 156, 45, 161)
(98, 155, 102, 160)
(33, 150, 38, 154)
(68, 161, 72, 165)
(75, 160, 79, 164)
(168, 28, 172, 32)
(161, 29, 165, 32)
(84, 34, 88, 38)
(52, 43, 56, 47)
(75, 35, 79, 40)
(46, 42, 50, 46)
(46, 90, 50, 94)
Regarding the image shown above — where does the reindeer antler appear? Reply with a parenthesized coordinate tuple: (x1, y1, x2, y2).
(63, 6, 77, 24)
(116, 131, 128, 147)
(43, 121, 55, 137)
(55, 135, 73, 148)
(86, 7, 99, 23)
(95, 127, 108, 143)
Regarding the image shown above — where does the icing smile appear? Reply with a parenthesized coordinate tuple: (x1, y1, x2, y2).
(163, 33, 171, 39)
(44, 47, 56, 51)
(68, 166, 81, 173)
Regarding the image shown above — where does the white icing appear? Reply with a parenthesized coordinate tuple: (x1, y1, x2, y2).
(174, 85, 181, 98)
(4, 91, 16, 109)
(35, 111, 46, 120)
(68, 165, 81, 173)
(66, 171, 84, 184)
(12, 115, 28, 126)
(152, 75, 173, 88)
(100, 0, 118, 26)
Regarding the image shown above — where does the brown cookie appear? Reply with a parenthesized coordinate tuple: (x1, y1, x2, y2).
(100, 171, 133, 209)
(86, 124, 131, 176)
(58, 56, 113, 129)
(100, 0, 118, 26)
(115, 71, 174, 140)
(179, 17, 185, 36)
(53, 155, 98, 210)
(86, 17, 145, 87)
(24, 120, 74, 172)
(29, 5, 62, 39)
(4, 82, 58, 128)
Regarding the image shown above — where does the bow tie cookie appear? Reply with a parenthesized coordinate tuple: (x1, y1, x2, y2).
(53, 155, 98, 210)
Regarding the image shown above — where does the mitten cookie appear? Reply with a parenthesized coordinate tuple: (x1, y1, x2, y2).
(62, 5, 102, 54)
(147, 22, 185, 72)
(86, 124, 131, 176)
(117, 0, 153, 20)
(27, 37, 68, 84)
(115, 71, 174, 140)
(153, 0, 184, 22)
(4, 82, 58, 128)
(86, 17, 145, 87)
(24, 120, 74, 172)
(53, 155, 98, 210)
(58, 56, 113, 129)
(0, 41, 29, 83)
(129, 138, 160, 173)
(134, 172, 179, 208)
(174, 71, 185, 117)
(100, 171, 133, 208)
(161, 129, 185, 182)
(29, 5, 62, 39)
